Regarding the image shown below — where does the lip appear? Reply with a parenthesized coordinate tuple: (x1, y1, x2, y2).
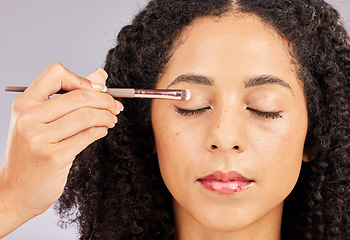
(198, 170, 253, 194)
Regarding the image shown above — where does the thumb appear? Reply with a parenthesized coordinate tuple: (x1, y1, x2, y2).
(86, 68, 108, 86)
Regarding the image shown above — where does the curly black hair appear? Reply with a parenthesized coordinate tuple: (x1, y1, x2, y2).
(57, 0, 350, 239)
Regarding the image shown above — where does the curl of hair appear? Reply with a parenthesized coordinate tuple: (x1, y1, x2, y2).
(57, 0, 350, 239)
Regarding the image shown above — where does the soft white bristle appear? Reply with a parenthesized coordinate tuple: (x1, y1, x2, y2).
(181, 89, 191, 100)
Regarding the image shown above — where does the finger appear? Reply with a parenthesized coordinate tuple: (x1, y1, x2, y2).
(43, 107, 117, 143)
(86, 68, 108, 86)
(26, 89, 120, 123)
(21, 63, 105, 101)
(85, 68, 124, 112)
(55, 126, 110, 161)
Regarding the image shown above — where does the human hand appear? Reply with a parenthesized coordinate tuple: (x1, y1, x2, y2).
(0, 63, 123, 237)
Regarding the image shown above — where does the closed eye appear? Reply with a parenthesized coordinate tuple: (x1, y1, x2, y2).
(247, 108, 283, 119)
(175, 106, 211, 116)
(175, 106, 282, 119)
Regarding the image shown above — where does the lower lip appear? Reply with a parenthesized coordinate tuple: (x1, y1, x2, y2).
(199, 180, 252, 194)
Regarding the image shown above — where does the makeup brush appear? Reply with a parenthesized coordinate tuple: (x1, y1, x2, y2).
(5, 86, 191, 101)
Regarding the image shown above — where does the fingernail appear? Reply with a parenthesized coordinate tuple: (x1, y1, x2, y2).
(113, 115, 118, 123)
(91, 82, 105, 90)
(116, 101, 124, 112)
(96, 68, 108, 79)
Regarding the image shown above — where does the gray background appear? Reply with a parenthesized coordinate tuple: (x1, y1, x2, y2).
(0, 0, 349, 239)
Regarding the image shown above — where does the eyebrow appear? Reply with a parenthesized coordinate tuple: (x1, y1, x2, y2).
(166, 74, 213, 88)
(167, 73, 293, 94)
(245, 75, 293, 94)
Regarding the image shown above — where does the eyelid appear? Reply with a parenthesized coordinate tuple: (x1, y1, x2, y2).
(174, 93, 212, 111)
(246, 107, 283, 119)
(175, 104, 283, 119)
(175, 106, 211, 116)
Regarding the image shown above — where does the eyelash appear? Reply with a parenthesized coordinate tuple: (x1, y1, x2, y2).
(246, 108, 283, 119)
(175, 107, 211, 116)
(175, 107, 282, 119)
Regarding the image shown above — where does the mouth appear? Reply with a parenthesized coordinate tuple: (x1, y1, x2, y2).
(197, 170, 254, 194)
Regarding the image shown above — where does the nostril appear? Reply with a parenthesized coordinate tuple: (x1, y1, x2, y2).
(211, 145, 240, 150)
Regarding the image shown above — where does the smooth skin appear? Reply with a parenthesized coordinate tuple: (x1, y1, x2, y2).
(152, 14, 308, 240)
(0, 63, 123, 237)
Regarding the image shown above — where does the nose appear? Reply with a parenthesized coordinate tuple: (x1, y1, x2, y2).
(204, 107, 247, 153)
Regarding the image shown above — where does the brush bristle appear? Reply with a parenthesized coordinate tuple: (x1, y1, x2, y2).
(181, 89, 191, 100)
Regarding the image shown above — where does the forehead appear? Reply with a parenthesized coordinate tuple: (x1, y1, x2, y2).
(160, 13, 298, 87)
(173, 13, 291, 57)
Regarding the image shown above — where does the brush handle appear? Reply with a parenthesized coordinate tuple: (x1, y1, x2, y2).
(5, 86, 189, 100)
(5, 86, 135, 97)
(5, 86, 70, 94)
(106, 88, 134, 98)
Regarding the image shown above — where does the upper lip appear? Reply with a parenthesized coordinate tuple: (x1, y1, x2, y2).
(199, 170, 252, 182)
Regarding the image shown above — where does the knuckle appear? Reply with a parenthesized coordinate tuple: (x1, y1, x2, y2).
(47, 151, 62, 165)
(28, 134, 45, 155)
(76, 108, 92, 121)
(84, 127, 97, 139)
(48, 62, 65, 73)
(15, 112, 32, 135)
(47, 62, 68, 81)
(12, 98, 24, 113)
(69, 90, 88, 103)
(84, 127, 108, 140)
(78, 76, 90, 89)
(102, 93, 117, 111)
(38, 144, 61, 163)
(48, 62, 90, 90)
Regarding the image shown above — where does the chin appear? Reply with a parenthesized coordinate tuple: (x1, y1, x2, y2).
(194, 208, 257, 233)
(187, 200, 284, 235)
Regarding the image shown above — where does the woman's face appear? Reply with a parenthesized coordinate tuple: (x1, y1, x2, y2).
(152, 14, 308, 235)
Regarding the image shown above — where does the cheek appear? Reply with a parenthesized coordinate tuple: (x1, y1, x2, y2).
(153, 114, 188, 161)
(254, 116, 306, 199)
(152, 105, 199, 194)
